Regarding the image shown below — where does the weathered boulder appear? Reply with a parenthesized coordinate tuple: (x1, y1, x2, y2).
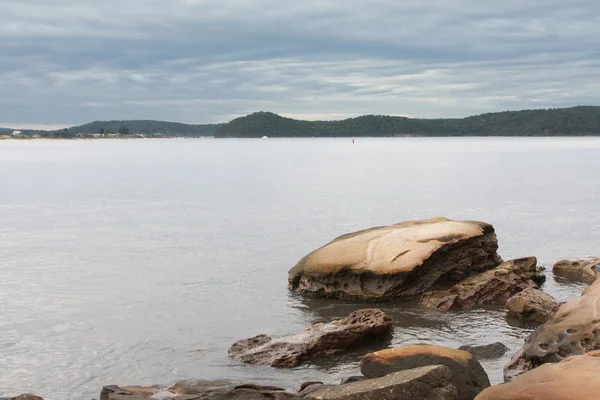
(171, 380, 301, 399)
(229, 309, 392, 367)
(553, 257, 600, 284)
(0, 396, 44, 400)
(288, 217, 502, 300)
(361, 344, 489, 400)
(305, 365, 458, 400)
(477, 351, 600, 400)
(457, 343, 508, 359)
(420, 257, 541, 311)
(506, 288, 559, 323)
(504, 278, 600, 380)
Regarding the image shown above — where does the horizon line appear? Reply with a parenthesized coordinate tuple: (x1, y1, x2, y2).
(2, 104, 599, 131)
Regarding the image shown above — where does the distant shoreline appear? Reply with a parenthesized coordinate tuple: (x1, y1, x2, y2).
(4, 105, 600, 139)
(2, 135, 600, 142)
(0, 135, 214, 141)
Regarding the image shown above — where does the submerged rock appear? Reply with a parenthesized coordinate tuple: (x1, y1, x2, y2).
(420, 257, 541, 311)
(360, 344, 489, 400)
(288, 217, 502, 300)
(504, 278, 600, 380)
(457, 342, 508, 359)
(305, 365, 458, 400)
(477, 351, 600, 400)
(506, 288, 559, 323)
(553, 257, 600, 284)
(229, 309, 392, 367)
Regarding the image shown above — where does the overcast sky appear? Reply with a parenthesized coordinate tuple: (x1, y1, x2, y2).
(1, 0, 600, 128)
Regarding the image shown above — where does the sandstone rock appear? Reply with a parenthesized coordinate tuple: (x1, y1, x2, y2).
(477, 351, 600, 400)
(339, 376, 364, 385)
(229, 309, 393, 367)
(103, 381, 301, 400)
(553, 257, 600, 284)
(151, 392, 176, 399)
(102, 380, 317, 400)
(506, 288, 559, 323)
(123, 386, 164, 398)
(101, 386, 135, 400)
(101, 386, 172, 400)
(457, 342, 508, 359)
(101, 385, 168, 400)
(504, 278, 600, 380)
(360, 344, 489, 400)
(305, 365, 458, 400)
(298, 382, 331, 396)
(420, 257, 541, 311)
(288, 217, 502, 300)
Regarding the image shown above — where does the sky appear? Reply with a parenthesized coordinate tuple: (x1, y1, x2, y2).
(1, 0, 600, 128)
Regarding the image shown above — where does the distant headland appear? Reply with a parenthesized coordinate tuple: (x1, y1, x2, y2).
(3, 106, 600, 139)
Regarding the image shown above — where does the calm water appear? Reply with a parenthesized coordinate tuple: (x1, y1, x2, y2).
(1, 137, 598, 400)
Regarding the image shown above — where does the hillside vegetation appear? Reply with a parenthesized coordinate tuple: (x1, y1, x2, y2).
(72, 120, 222, 136)
(215, 106, 600, 137)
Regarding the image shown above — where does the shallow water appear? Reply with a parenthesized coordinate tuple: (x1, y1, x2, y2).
(0, 137, 598, 399)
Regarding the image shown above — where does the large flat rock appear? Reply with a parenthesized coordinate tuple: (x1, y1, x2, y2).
(504, 278, 600, 380)
(289, 217, 502, 300)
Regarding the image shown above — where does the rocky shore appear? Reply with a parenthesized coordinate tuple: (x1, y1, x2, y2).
(5, 218, 599, 400)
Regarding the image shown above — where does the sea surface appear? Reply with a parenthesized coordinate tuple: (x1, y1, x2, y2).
(1, 137, 599, 400)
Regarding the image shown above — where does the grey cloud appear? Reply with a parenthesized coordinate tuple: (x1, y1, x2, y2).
(1, 0, 600, 125)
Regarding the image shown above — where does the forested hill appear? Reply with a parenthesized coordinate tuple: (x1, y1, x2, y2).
(214, 106, 600, 138)
(71, 120, 223, 136)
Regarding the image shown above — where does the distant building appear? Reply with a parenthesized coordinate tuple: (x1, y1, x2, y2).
(12, 130, 22, 136)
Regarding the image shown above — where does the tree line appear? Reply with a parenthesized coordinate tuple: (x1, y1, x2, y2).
(214, 106, 600, 138)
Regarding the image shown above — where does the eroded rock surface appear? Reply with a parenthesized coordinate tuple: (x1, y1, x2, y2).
(477, 351, 600, 400)
(289, 217, 502, 300)
(506, 288, 559, 323)
(457, 343, 508, 359)
(504, 278, 600, 380)
(553, 257, 600, 284)
(306, 365, 458, 400)
(360, 344, 489, 400)
(229, 309, 393, 367)
(420, 257, 542, 311)
(102, 380, 321, 400)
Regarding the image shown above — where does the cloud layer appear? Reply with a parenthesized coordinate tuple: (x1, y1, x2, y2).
(1, 0, 600, 126)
